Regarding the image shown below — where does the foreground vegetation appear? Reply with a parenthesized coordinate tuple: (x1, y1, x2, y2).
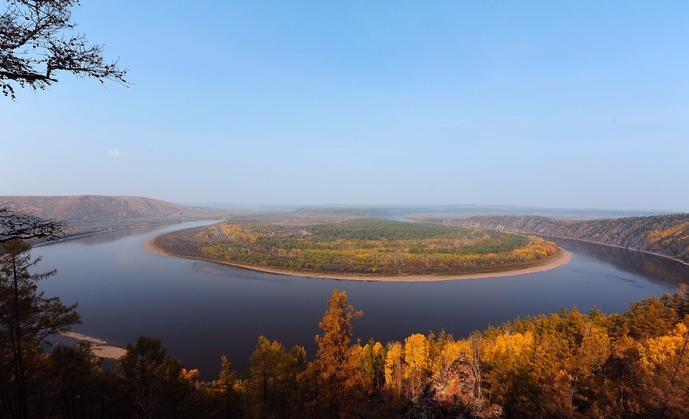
(2, 283, 688, 418)
(155, 218, 561, 277)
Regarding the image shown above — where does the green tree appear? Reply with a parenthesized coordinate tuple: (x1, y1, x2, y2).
(44, 343, 108, 418)
(246, 336, 305, 419)
(360, 339, 385, 390)
(116, 336, 192, 419)
(217, 354, 239, 419)
(0, 238, 80, 419)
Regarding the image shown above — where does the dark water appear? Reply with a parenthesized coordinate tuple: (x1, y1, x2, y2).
(36, 222, 689, 379)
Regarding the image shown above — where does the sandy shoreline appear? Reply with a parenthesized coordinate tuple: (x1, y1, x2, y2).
(144, 237, 571, 282)
(60, 331, 127, 359)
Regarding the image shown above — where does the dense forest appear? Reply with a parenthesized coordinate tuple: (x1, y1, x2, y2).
(154, 218, 560, 277)
(449, 214, 689, 264)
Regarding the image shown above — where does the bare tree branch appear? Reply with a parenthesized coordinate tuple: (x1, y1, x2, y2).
(0, 205, 62, 243)
(1, 0, 127, 99)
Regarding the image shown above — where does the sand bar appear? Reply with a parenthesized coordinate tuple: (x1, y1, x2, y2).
(60, 331, 127, 359)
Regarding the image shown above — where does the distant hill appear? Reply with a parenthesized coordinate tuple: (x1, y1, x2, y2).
(224, 205, 667, 226)
(449, 214, 689, 264)
(0, 195, 233, 232)
(286, 204, 667, 219)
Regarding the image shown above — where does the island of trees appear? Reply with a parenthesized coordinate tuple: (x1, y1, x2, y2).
(153, 218, 561, 278)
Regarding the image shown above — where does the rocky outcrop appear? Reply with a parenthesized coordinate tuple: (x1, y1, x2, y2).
(404, 355, 502, 419)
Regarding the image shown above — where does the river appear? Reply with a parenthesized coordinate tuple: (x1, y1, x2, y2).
(36, 221, 689, 379)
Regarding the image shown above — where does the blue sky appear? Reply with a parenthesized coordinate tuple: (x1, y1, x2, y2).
(2, 1, 688, 211)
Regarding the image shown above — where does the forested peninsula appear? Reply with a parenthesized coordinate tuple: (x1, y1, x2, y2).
(447, 213, 689, 265)
(151, 218, 564, 279)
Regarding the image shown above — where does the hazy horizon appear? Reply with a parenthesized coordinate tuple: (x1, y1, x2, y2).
(180, 200, 680, 214)
(1, 193, 681, 215)
(2, 1, 688, 212)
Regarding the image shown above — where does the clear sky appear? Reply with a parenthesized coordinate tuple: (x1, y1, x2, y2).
(2, 1, 688, 211)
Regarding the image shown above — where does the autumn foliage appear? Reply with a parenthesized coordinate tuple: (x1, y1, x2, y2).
(211, 286, 689, 419)
(2, 286, 688, 418)
(162, 218, 563, 277)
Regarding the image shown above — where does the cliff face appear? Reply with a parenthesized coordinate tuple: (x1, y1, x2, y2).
(453, 214, 689, 264)
(404, 355, 502, 419)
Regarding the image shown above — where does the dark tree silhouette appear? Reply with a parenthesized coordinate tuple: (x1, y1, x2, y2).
(0, 206, 62, 243)
(117, 336, 193, 419)
(0, 239, 80, 419)
(1, 0, 127, 99)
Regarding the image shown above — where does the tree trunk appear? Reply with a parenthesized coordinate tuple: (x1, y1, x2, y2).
(11, 254, 28, 419)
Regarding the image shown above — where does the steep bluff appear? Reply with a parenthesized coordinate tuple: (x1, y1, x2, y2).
(452, 214, 689, 264)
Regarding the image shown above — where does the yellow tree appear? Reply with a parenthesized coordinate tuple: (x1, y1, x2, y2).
(483, 329, 535, 408)
(384, 342, 403, 397)
(569, 322, 611, 415)
(531, 329, 574, 417)
(403, 333, 430, 397)
(637, 322, 689, 418)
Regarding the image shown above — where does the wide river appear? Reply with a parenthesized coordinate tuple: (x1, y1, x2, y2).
(37, 221, 689, 379)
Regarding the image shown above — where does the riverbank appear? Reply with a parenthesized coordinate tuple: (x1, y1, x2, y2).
(540, 235, 689, 267)
(34, 219, 221, 248)
(145, 236, 571, 282)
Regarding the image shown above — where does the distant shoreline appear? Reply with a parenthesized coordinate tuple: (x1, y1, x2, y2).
(538, 235, 689, 267)
(34, 219, 220, 248)
(144, 236, 571, 282)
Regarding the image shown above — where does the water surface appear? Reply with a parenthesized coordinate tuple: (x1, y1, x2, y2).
(37, 222, 689, 379)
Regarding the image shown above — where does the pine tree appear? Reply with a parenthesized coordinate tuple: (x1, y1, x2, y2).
(0, 239, 80, 419)
(313, 289, 362, 419)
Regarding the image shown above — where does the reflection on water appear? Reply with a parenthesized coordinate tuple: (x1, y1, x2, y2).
(36, 222, 689, 380)
(63, 222, 220, 246)
(553, 238, 689, 287)
(58, 225, 171, 246)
